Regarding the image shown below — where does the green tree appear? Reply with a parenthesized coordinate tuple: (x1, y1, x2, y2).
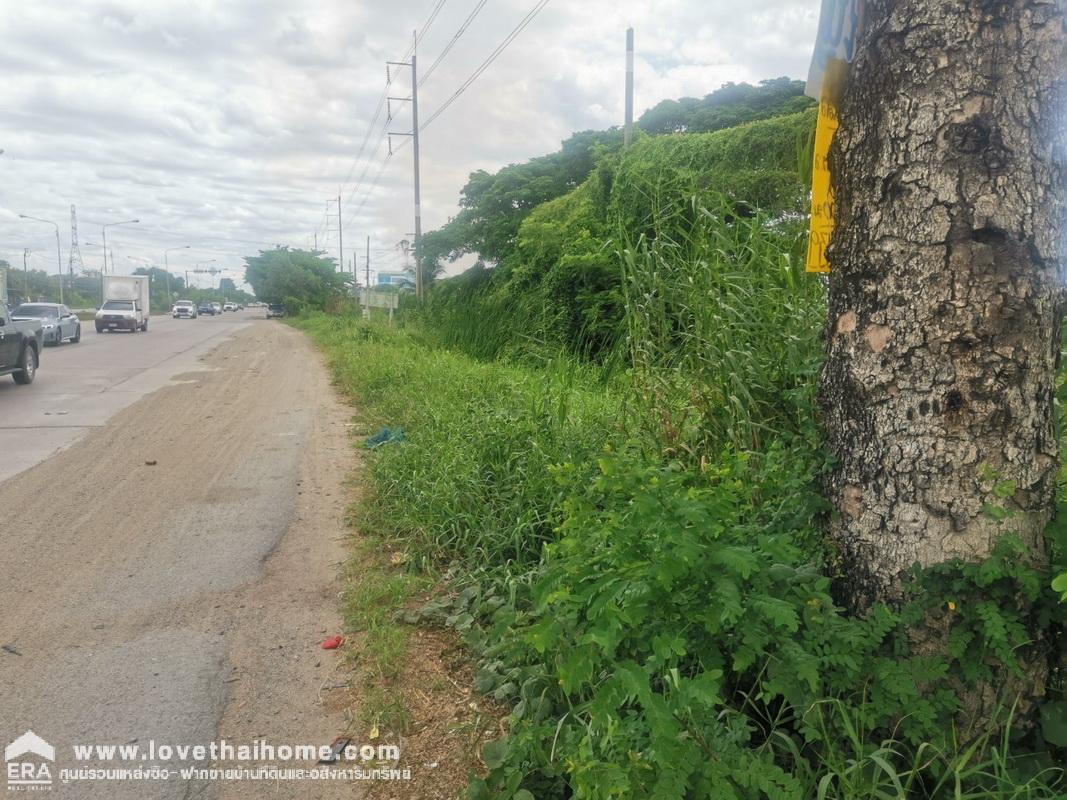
(243, 247, 347, 311)
(420, 129, 622, 271)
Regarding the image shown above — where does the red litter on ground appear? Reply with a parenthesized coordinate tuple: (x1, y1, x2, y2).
(321, 635, 343, 650)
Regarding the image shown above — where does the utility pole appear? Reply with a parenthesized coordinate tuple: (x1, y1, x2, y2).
(314, 232, 318, 251)
(624, 27, 635, 148)
(54, 225, 63, 305)
(388, 34, 424, 300)
(22, 248, 29, 296)
(164, 245, 190, 301)
(336, 194, 343, 274)
(19, 214, 63, 304)
(411, 50, 423, 301)
(364, 235, 371, 319)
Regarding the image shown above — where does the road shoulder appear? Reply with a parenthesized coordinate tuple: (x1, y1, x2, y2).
(215, 331, 362, 800)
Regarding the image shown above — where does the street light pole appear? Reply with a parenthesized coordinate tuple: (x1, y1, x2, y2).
(101, 219, 139, 276)
(19, 214, 63, 305)
(164, 245, 190, 300)
(100, 218, 139, 303)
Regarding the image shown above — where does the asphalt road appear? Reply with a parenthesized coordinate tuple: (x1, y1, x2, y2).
(0, 315, 357, 798)
(0, 312, 255, 483)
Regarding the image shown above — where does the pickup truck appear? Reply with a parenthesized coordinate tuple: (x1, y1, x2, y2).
(0, 304, 42, 385)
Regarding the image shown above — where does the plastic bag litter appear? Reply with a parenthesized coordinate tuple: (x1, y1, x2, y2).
(363, 426, 405, 448)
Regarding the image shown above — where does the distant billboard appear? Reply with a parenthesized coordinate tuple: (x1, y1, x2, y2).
(360, 288, 399, 310)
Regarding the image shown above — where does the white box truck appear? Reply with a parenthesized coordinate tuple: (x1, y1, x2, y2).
(96, 275, 150, 333)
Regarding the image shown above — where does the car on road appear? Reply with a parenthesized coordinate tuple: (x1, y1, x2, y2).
(223, 302, 238, 312)
(11, 303, 81, 346)
(211, 302, 223, 315)
(265, 303, 286, 319)
(197, 302, 217, 316)
(95, 300, 147, 333)
(0, 304, 42, 385)
(172, 300, 198, 319)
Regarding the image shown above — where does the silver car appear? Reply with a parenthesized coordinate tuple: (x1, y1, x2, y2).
(11, 302, 82, 346)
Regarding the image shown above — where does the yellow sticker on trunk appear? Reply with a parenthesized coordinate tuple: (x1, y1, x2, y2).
(806, 59, 849, 274)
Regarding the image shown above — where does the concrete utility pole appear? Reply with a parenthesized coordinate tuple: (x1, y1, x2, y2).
(388, 35, 424, 301)
(364, 235, 371, 319)
(624, 27, 635, 148)
(336, 194, 343, 275)
(411, 51, 423, 301)
(22, 248, 29, 295)
(164, 245, 190, 300)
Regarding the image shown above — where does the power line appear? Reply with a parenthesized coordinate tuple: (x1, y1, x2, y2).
(420, 0, 552, 132)
(319, 0, 449, 249)
(419, 0, 489, 87)
(336, 92, 391, 202)
(344, 151, 395, 230)
(342, 116, 392, 207)
(117, 225, 292, 250)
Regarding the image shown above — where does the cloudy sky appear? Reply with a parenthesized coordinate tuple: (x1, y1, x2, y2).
(0, 0, 817, 289)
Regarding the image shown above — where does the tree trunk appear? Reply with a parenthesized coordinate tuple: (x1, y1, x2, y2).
(822, 0, 1067, 614)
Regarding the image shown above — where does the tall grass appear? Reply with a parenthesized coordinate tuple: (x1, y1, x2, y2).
(620, 196, 825, 456)
(297, 315, 623, 572)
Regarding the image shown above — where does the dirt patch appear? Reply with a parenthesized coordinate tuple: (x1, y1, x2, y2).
(356, 622, 505, 800)
(216, 331, 363, 800)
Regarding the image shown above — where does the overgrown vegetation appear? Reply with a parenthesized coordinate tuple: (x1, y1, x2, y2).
(294, 79, 1067, 798)
(420, 109, 815, 363)
(243, 246, 348, 311)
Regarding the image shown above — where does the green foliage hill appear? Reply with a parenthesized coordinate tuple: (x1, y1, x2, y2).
(423, 109, 816, 361)
(420, 78, 813, 284)
(637, 76, 814, 134)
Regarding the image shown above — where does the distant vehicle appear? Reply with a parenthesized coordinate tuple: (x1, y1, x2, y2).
(211, 302, 222, 315)
(266, 303, 286, 319)
(0, 304, 42, 385)
(223, 302, 238, 312)
(96, 276, 150, 333)
(11, 303, 81, 345)
(197, 302, 217, 316)
(172, 300, 198, 319)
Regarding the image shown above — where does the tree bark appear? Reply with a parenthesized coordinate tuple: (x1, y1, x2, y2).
(822, 0, 1067, 612)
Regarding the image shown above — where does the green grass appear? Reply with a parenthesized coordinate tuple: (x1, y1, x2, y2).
(299, 313, 625, 573)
